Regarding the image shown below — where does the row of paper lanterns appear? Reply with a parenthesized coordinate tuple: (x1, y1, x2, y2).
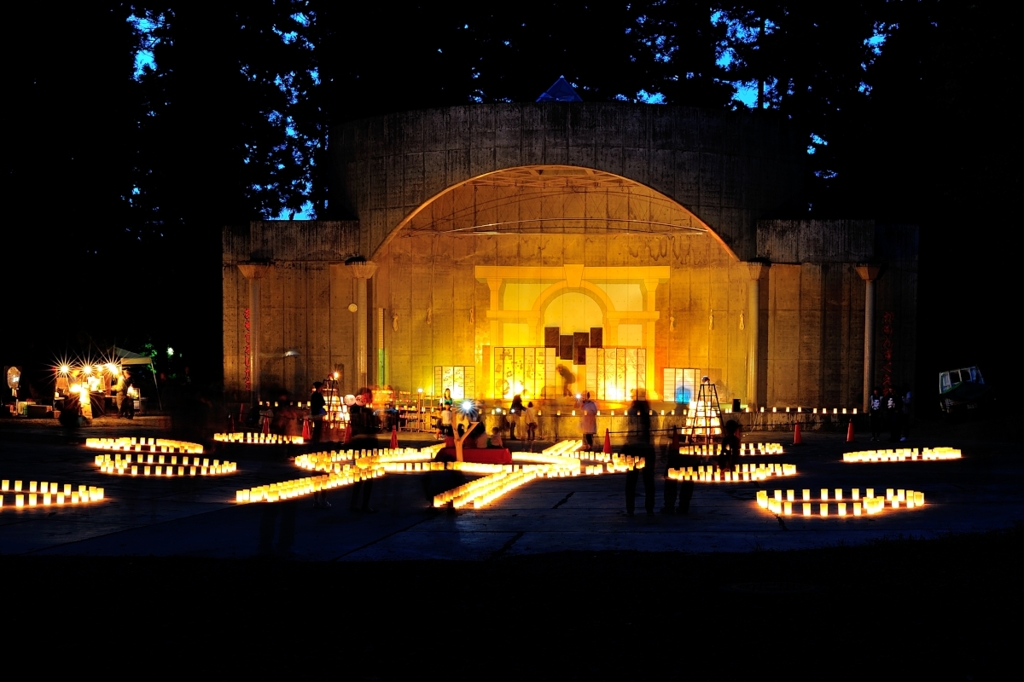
(93, 453, 218, 466)
(669, 462, 796, 482)
(843, 447, 962, 463)
(213, 432, 305, 445)
(1, 480, 103, 509)
(433, 470, 538, 509)
(236, 468, 383, 504)
(85, 437, 204, 454)
(757, 488, 925, 517)
(679, 442, 784, 456)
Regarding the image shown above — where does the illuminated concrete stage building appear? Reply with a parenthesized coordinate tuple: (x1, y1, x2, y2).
(222, 103, 917, 412)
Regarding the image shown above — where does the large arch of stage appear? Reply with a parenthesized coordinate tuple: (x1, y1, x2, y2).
(371, 164, 744, 404)
(223, 103, 917, 411)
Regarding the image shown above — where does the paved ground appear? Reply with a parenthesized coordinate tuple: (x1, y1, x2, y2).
(1, 415, 1020, 560)
(2, 415, 1020, 678)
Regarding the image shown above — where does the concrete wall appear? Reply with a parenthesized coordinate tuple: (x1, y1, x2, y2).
(332, 104, 805, 262)
(373, 228, 750, 404)
(765, 263, 866, 407)
(222, 220, 917, 409)
(222, 221, 362, 400)
(756, 220, 918, 407)
(221, 107, 917, 409)
(872, 224, 919, 394)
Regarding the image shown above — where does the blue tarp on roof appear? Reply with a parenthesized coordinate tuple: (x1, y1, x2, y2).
(536, 76, 582, 102)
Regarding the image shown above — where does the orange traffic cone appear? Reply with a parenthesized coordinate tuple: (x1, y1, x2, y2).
(603, 428, 612, 454)
(302, 418, 312, 441)
(792, 422, 803, 445)
(846, 419, 856, 443)
(390, 425, 398, 449)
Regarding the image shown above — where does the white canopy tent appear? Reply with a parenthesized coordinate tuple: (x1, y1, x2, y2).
(113, 347, 163, 411)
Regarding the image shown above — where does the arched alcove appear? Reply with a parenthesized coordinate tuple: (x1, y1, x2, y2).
(369, 163, 747, 402)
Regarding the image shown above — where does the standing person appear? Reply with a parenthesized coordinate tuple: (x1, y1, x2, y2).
(309, 382, 326, 444)
(438, 388, 454, 438)
(118, 370, 135, 419)
(508, 395, 524, 440)
(662, 427, 694, 515)
(869, 387, 883, 442)
(578, 392, 598, 451)
(524, 401, 538, 443)
(113, 368, 126, 416)
(624, 389, 656, 516)
(440, 402, 453, 439)
(718, 420, 741, 472)
(348, 387, 379, 513)
(901, 385, 912, 442)
(887, 387, 903, 443)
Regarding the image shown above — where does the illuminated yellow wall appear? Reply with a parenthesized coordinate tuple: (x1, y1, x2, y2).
(371, 168, 748, 401)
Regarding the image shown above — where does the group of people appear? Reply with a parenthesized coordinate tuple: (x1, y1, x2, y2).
(869, 385, 912, 442)
(618, 390, 734, 517)
(436, 389, 539, 443)
(301, 383, 752, 518)
(506, 394, 538, 442)
(308, 382, 378, 512)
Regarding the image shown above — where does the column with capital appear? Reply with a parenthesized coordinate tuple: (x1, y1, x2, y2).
(346, 260, 378, 389)
(745, 261, 769, 409)
(643, 278, 661, 400)
(856, 265, 882, 412)
(237, 263, 273, 405)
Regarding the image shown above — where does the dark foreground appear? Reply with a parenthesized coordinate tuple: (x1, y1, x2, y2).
(5, 526, 1020, 679)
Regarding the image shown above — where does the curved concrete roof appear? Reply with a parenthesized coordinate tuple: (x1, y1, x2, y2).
(331, 103, 806, 261)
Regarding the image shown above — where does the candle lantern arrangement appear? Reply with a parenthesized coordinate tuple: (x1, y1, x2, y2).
(294, 448, 435, 474)
(236, 440, 648, 509)
(85, 437, 204, 454)
(433, 470, 538, 509)
(842, 447, 962, 463)
(677, 442, 784, 457)
(1, 479, 105, 510)
(669, 462, 796, 483)
(213, 432, 305, 445)
(93, 453, 237, 477)
(756, 487, 925, 516)
(237, 467, 384, 504)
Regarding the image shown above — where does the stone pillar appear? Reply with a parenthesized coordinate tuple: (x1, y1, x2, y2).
(486, 278, 503, 348)
(745, 261, 769, 409)
(346, 260, 378, 389)
(236, 263, 272, 404)
(856, 265, 882, 412)
(644, 279, 660, 400)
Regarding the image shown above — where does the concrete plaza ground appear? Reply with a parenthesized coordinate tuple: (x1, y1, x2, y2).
(0, 415, 1020, 560)
(1, 415, 1020, 677)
